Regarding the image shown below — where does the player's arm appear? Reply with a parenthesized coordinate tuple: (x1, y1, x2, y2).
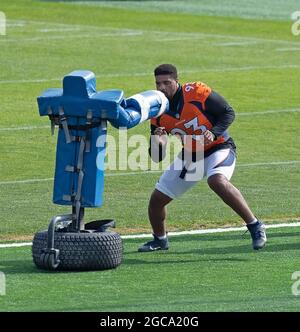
(204, 90, 235, 140)
(148, 123, 168, 163)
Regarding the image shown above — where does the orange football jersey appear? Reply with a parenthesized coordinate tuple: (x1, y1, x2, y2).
(151, 82, 226, 152)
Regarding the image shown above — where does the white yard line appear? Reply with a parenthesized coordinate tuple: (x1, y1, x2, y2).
(0, 160, 299, 186)
(276, 48, 300, 52)
(237, 109, 300, 116)
(237, 160, 300, 167)
(0, 108, 299, 132)
(211, 41, 258, 47)
(122, 222, 300, 239)
(0, 78, 61, 84)
(1, 222, 300, 248)
(0, 125, 49, 131)
(0, 178, 54, 185)
(38, 28, 81, 33)
(1, 64, 300, 85)
(0, 242, 33, 248)
(1, 31, 143, 43)
(6, 19, 300, 46)
(151, 30, 300, 46)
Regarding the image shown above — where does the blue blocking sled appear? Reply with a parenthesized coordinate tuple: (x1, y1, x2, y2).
(37, 70, 169, 208)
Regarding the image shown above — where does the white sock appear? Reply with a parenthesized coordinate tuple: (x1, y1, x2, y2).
(157, 234, 167, 240)
(248, 219, 258, 225)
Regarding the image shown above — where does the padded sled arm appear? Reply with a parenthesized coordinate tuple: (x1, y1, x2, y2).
(110, 90, 169, 129)
(37, 71, 169, 127)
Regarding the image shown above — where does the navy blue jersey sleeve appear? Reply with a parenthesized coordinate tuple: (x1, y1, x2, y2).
(150, 123, 158, 135)
(148, 123, 164, 162)
(204, 90, 235, 137)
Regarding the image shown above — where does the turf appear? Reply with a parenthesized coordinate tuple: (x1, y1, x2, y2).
(0, 0, 299, 312)
(1, 226, 300, 312)
(68, 0, 298, 21)
(0, 0, 299, 241)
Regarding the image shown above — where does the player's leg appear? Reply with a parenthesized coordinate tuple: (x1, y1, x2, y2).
(137, 189, 172, 252)
(207, 174, 256, 223)
(148, 189, 172, 237)
(138, 156, 201, 252)
(206, 149, 266, 249)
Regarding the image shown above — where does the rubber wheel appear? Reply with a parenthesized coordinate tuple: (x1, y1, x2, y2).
(32, 230, 123, 271)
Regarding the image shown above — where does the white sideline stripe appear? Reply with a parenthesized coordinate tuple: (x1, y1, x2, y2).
(7, 19, 143, 33)
(212, 41, 258, 46)
(0, 242, 33, 248)
(0, 108, 299, 132)
(152, 30, 300, 46)
(39, 28, 81, 32)
(0, 125, 49, 131)
(0, 178, 54, 185)
(6, 23, 25, 27)
(238, 160, 300, 167)
(0, 78, 61, 84)
(6, 19, 300, 46)
(1, 222, 300, 248)
(1, 32, 143, 42)
(122, 222, 300, 239)
(0, 160, 299, 186)
(1, 64, 300, 84)
(7, 19, 129, 28)
(277, 48, 300, 52)
(237, 109, 300, 116)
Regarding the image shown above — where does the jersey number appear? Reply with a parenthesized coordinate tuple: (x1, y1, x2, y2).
(170, 117, 206, 141)
(184, 117, 206, 140)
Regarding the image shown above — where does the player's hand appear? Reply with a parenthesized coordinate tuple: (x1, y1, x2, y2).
(153, 127, 168, 145)
(203, 130, 216, 145)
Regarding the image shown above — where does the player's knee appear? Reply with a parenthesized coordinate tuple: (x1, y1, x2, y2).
(207, 174, 228, 192)
(149, 189, 172, 210)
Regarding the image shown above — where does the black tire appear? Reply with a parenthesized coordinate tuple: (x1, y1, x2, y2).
(32, 230, 123, 271)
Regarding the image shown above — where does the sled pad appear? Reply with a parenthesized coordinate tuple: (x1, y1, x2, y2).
(37, 70, 124, 119)
(37, 71, 124, 207)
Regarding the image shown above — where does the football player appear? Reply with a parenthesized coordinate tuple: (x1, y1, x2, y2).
(138, 64, 266, 252)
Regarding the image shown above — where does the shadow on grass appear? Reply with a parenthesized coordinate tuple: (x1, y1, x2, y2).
(0, 260, 116, 275)
(180, 242, 300, 255)
(123, 256, 249, 266)
(0, 259, 40, 275)
(2, 238, 299, 273)
(264, 231, 300, 239)
(126, 230, 300, 248)
(168, 230, 300, 243)
(125, 241, 300, 257)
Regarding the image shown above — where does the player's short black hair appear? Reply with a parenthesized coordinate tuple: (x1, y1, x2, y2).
(154, 64, 178, 79)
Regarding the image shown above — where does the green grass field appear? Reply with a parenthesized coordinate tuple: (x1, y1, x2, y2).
(0, 0, 300, 312)
(1, 226, 300, 312)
